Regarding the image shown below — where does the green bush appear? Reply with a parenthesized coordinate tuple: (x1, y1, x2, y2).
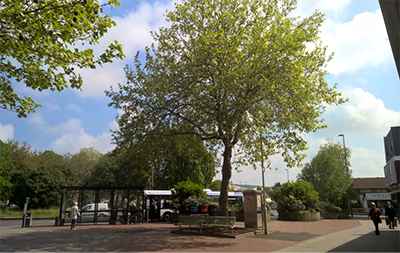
(277, 181, 319, 213)
(318, 201, 341, 213)
(171, 181, 206, 214)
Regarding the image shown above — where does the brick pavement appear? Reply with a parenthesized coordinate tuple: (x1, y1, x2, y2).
(17, 219, 362, 252)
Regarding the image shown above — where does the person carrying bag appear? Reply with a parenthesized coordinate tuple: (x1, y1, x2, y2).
(368, 202, 381, 235)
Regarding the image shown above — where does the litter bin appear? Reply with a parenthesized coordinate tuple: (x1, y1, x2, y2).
(208, 204, 218, 216)
(190, 205, 198, 214)
(22, 212, 32, 228)
(199, 205, 208, 214)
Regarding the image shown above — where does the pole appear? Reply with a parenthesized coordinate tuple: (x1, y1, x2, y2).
(260, 132, 268, 235)
(286, 168, 289, 182)
(338, 134, 353, 217)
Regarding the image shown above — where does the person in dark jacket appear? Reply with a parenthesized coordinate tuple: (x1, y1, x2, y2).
(385, 201, 396, 229)
(368, 202, 381, 235)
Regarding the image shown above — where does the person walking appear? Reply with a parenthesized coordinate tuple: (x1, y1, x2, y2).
(70, 202, 80, 230)
(368, 202, 381, 235)
(385, 201, 397, 229)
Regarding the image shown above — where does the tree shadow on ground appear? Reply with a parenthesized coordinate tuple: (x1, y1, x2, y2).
(328, 230, 400, 252)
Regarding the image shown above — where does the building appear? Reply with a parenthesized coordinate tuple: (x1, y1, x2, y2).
(352, 177, 391, 213)
(379, 0, 400, 79)
(383, 126, 400, 215)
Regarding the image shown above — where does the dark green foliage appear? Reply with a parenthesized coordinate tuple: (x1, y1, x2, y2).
(8, 143, 74, 209)
(0, 140, 13, 200)
(277, 181, 319, 213)
(209, 180, 222, 191)
(170, 181, 206, 214)
(318, 201, 341, 213)
(270, 182, 282, 202)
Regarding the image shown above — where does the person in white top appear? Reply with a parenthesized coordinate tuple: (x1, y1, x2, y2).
(69, 202, 80, 230)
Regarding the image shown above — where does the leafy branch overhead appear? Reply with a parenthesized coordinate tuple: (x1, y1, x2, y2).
(0, 0, 125, 117)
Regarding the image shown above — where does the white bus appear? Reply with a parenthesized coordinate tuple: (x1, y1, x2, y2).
(143, 190, 243, 221)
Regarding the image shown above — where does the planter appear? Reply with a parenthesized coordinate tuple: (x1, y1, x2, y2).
(278, 212, 321, 221)
(322, 212, 339, 219)
(338, 211, 350, 219)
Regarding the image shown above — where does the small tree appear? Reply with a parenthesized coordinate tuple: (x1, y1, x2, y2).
(297, 140, 352, 210)
(277, 181, 319, 213)
(170, 181, 207, 214)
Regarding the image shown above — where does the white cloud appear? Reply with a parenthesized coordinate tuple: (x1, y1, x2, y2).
(0, 123, 14, 141)
(322, 10, 391, 75)
(49, 119, 115, 154)
(321, 88, 400, 138)
(66, 103, 83, 113)
(351, 147, 385, 178)
(28, 113, 46, 127)
(295, 0, 351, 18)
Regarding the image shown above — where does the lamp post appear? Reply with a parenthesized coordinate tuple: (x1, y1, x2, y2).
(260, 131, 268, 235)
(338, 134, 348, 177)
(338, 134, 353, 217)
(285, 168, 289, 182)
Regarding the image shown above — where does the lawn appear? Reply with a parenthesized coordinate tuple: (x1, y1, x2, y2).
(0, 206, 60, 218)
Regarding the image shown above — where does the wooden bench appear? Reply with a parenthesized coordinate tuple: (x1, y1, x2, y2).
(202, 216, 236, 235)
(174, 214, 208, 232)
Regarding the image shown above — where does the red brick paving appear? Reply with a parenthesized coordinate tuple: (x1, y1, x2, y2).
(32, 219, 362, 252)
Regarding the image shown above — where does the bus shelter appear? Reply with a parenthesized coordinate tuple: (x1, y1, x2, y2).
(58, 186, 145, 226)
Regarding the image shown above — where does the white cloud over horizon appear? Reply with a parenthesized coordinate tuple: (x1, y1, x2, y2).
(0, 123, 14, 142)
(320, 88, 400, 138)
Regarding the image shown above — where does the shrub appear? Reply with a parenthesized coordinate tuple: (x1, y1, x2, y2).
(277, 181, 319, 213)
(170, 181, 206, 214)
(318, 201, 341, 213)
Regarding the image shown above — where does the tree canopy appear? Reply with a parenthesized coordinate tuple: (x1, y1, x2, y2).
(106, 0, 346, 215)
(1, 0, 124, 117)
(297, 140, 352, 210)
(0, 140, 13, 200)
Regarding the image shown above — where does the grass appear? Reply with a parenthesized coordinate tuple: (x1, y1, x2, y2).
(0, 206, 60, 218)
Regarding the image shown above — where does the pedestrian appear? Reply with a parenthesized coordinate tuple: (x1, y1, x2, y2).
(368, 202, 381, 235)
(69, 202, 80, 230)
(385, 201, 397, 229)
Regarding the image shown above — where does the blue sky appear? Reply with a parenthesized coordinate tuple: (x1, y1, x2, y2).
(1, 0, 399, 187)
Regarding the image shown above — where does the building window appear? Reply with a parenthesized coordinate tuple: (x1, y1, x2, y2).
(371, 189, 376, 193)
(387, 189, 391, 192)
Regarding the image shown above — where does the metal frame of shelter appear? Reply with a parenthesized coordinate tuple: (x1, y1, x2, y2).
(59, 186, 145, 226)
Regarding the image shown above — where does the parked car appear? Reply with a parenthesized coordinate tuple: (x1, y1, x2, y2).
(81, 203, 108, 216)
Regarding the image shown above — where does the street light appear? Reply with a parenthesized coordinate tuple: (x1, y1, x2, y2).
(338, 134, 348, 177)
(260, 131, 268, 235)
(285, 168, 289, 182)
(338, 133, 353, 217)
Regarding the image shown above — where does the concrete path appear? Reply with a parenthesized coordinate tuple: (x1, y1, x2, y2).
(0, 217, 398, 252)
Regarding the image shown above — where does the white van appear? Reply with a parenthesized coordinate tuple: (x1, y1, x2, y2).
(81, 203, 108, 216)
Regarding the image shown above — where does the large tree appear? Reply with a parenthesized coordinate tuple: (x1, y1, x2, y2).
(0, 140, 13, 200)
(65, 147, 103, 186)
(106, 0, 346, 215)
(89, 132, 216, 189)
(1, 0, 124, 117)
(297, 140, 352, 210)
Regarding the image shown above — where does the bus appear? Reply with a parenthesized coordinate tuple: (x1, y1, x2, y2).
(142, 190, 243, 221)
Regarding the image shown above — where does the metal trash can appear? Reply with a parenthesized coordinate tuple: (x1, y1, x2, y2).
(22, 212, 32, 228)
(190, 205, 198, 214)
(199, 205, 208, 214)
(208, 204, 218, 216)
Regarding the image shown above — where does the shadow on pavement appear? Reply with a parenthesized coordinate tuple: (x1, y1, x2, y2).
(328, 230, 400, 252)
(0, 226, 237, 252)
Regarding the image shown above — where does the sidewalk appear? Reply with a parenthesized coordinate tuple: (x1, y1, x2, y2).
(1, 217, 399, 252)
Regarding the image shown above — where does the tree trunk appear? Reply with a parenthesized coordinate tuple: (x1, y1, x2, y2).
(218, 143, 232, 216)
